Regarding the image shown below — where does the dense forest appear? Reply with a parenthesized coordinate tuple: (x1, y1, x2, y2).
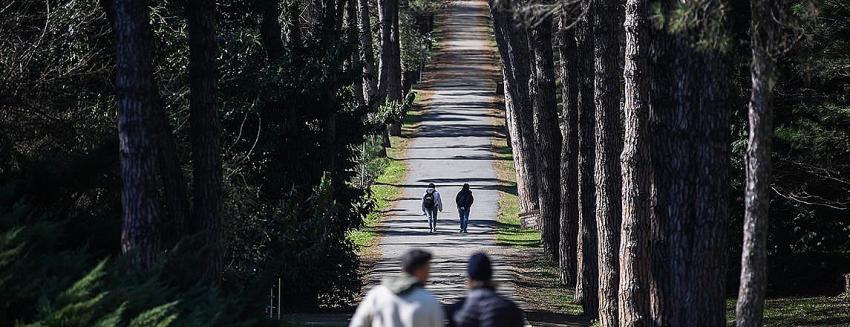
(490, 0, 849, 325)
(1, 0, 848, 325)
(1, 0, 442, 323)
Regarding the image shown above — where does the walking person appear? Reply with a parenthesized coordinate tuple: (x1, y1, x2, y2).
(449, 252, 525, 327)
(350, 249, 445, 327)
(455, 183, 474, 233)
(422, 183, 443, 233)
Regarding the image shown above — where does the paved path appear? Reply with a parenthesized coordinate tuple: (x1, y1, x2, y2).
(284, 1, 521, 325)
(367, 0, 515, 303)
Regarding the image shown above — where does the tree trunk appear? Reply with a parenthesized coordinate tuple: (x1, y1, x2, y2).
(335, 0, 347, 33)
(735, 0, 777, 325)
(319, 0, 337, 42)
(287, 1, 303, 49)
(618, 0, 650, 324)
(378, 0, 401, 103)
(387, 0, 402, 135)
(592, 0, 624, 324)
(574, 15, 598, 318)
(259, 0, 284, 61)
(673, 42, 731, 327)
(557, 6, 579, 286)
(529, 0, 562, 263)
(503, 88, 532, 209)
(488, 0, 539, 213)
(187, 0, 223, 283)
(376, 0, 390, 101)
(113, 0, 163, 271)
(346, 0, 365, 106)
(650, 1, 731, 324)
(357, 0, 379, 106)
(151, 105, 190, 248)
(647, 2, 674, 324)
(381, 128, 392, 148)
(258, 1, 299, 136)
(493, 19, 533, 213)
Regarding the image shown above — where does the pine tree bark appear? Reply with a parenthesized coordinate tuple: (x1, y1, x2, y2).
(287, 2, 303, 49)
(378, 0, 401, 103)
(257, 0, 299, 137)
(377, 0, 401, 141)
(649, 1, 731, 324)
(151, 104, 190, 248)
(647, 2, 674, 323)
(493, 23, 531, 212)
(259, 0, 284, 61)
(618, 0, 650, 324)
(735, 0, 777, 325)
(672, 43, 731, 327)
(318, 0, 337, 42)
(346, 0, 364, 106)
(529, 0, 562, 263)
(488, 0, 540, 213)
(557, 6, 579, 286)
(377, 0, 391, 101)
(113, 0, 163, 271)
(592, 0, 624, 325)
(574, 15, 598, 317)
(335, 0, 345, 33)
(388, 0, 402, 135)
(357, 0, 379, 106)
(187, 0, 223, 283)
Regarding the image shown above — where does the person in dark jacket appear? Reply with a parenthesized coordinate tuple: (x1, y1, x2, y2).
(451, 252, 524, 327)
(455, 183, 474, 233)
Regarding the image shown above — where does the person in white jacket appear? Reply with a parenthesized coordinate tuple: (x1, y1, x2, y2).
(421, 183, 443, 233)
(349, 249, 444, 327)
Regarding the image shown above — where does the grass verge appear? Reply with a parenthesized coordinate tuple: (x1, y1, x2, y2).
(348, 92, 427, 256)
(491, 127, 540, 248)
(490, 112, 586, 323)
(725, 295, 850, 326)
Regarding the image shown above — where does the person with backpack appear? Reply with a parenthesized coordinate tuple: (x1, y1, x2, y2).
(421, 183, 443, 233)
(455, 183, 474, 233)
(450, 252, 525, 327)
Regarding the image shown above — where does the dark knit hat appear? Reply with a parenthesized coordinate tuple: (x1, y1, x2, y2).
(467, 252, 493, 281)
(402, 249, 433, 274)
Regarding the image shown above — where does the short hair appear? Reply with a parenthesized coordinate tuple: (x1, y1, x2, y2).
(427, 183, 436, 188)
(401, 249, 433, 273)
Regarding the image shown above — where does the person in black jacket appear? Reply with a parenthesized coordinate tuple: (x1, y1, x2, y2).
(455, 183, 474, 233)
(450, 252, 524, 327)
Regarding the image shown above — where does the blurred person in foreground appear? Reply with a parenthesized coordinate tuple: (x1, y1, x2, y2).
(449, 252, 524, 327)
(350, 249, 444, 327)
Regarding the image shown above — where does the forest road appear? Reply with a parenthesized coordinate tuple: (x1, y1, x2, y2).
(365, 0, 516, 304)
(284, 0, 526, 325)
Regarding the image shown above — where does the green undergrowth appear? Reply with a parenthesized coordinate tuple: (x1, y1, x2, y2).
(491, 138, 540, 248)
(725, 295, 850, 326)
(347, 144, 407, 250)
(349, 157, 406, 250)
(348, 93, 425, 250)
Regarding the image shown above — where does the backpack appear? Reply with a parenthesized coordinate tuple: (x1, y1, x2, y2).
(423, 192, 436, 210)
(458, 190, 473, 207)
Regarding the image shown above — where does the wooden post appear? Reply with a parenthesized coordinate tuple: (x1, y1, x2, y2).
(268, 285, 274, 318)
(519, 210, 540, 230)
(277, 277, 282, 319)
